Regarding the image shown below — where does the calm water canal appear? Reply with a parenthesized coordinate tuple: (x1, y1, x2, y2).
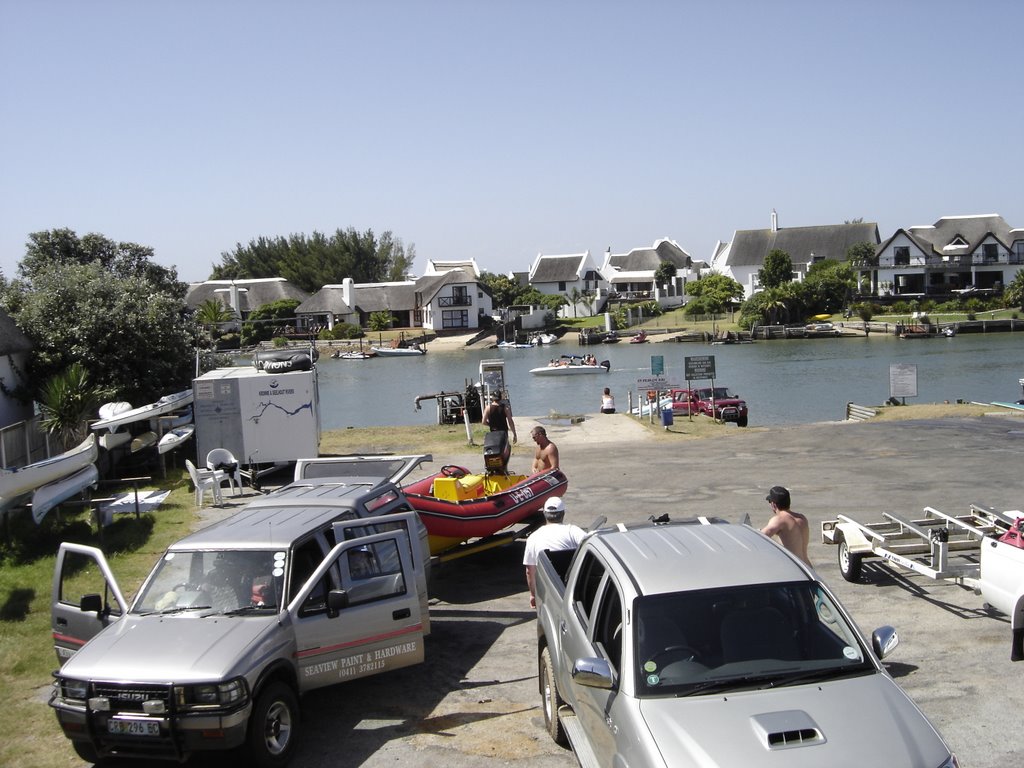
(317, 332, 1024, 429)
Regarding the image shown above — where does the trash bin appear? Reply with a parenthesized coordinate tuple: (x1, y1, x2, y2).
(661, 407, 674, 428)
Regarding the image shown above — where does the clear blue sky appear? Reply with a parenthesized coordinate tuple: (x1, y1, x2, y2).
(2, 0, 1021, 284)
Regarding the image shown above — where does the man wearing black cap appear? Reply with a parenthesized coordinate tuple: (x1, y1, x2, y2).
(761, 485, 812, 568)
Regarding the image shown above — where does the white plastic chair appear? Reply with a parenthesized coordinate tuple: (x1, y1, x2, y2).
(206, 448, 242, 496)
(185, 459, 225, 508)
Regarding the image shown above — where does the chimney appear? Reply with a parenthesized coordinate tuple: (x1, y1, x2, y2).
(771, 209, 779, 232)
(342, 277, 353, 307)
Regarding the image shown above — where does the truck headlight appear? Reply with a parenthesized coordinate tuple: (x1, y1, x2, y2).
(59, 678, 89, 701)
(174, 678, 247, 710)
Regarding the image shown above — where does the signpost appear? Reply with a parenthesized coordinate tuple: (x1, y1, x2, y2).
(684, 355, 717, 423)
(889, 363, 918, 405)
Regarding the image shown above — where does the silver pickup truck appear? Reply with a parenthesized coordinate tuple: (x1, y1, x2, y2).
(50, 456, 432, 767)
(534, 516, 959, 768)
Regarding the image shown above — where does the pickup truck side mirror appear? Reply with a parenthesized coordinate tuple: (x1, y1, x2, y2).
(79, 593, 103, 614)
(326, 589, 350, 618)
(572, 657, 615, 690)
(871, 625, 899, 659)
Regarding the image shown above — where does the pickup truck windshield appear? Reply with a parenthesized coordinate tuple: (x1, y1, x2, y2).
(133, 550, 286, 615)
(634, 581, 871, 698)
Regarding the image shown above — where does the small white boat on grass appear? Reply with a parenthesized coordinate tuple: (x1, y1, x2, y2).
(31, 464, 99, 524)
(92, 389, 194, 433)
(158, 425, 196, 454)
(0, 434, 98, 507)
(530, 355, 611, 376)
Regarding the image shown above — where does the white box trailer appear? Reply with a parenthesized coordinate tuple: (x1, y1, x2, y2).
(192, 365, 320, 468)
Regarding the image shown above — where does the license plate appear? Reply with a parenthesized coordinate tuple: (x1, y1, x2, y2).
(107, 719, 161, 737)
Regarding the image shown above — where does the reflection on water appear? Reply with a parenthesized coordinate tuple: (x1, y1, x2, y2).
(318, 332, 1024, 429)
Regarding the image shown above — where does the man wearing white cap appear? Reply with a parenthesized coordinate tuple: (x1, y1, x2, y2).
(523, 496, 585, 608)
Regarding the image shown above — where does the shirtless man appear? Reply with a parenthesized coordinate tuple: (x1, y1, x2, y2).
(761, 485, 812, 568)
(530, 426, 559, 473)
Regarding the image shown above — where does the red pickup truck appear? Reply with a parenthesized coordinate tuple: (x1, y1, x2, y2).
(671, 387, 748, 427)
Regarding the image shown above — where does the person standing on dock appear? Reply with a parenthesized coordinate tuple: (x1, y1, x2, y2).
(482, 391, 517, 444)
(761, 485, 812, 568)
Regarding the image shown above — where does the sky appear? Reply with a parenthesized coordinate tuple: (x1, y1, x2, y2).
(2, 0, 1022, 284)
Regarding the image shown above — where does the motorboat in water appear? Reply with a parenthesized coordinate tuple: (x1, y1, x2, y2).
(0, 434, 98, 508)
(530, 333, 559, 345)
(530, 355, 611, 375)
(403, 464, 568, 556)
(372, 344, 426, 356)
(496, 340, 535, 349)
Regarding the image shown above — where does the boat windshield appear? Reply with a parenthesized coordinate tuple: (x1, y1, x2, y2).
(133, 550, 285, 615)
(633, 581, 872, 698)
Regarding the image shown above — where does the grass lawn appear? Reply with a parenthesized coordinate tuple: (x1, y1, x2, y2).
(0, 469, 198, 768)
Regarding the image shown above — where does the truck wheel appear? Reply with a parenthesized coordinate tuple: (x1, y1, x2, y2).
(838, 537, 863, 582)
(737, 415, 748, 427)
(245, 680, 299, 768)
(540, 647, 568, 746)
(72, 741, 104, 765)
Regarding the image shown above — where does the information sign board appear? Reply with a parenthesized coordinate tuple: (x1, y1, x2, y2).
(685, 355, 716, 381)
(889, 363, 918, 399)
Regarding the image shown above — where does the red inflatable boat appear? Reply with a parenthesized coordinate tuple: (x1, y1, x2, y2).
(404, 465, 568, 555)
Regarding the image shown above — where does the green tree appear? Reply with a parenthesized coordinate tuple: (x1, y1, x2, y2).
(684, 273, 744, 315)
(479, 272, 528, 308)
(1004, 269, 1024, 309)
(211, 228, 414, 293)
(241, 299, 302, 346)
(757, 249, 793, 290)
(38, 362, 113, 450)
(654, 261, 677, 289)
(195, 298, 236, 326)
(368, 311, 393, 332)
(845, 241, 877, 267)
(1, 231, 195, 405)
(804, 260, 856, 315)
(564, 287, 583, 318)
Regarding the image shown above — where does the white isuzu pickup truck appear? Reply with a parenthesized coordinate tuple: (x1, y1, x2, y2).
(50, 456, 432, 767)
(534, 516, 959, 768)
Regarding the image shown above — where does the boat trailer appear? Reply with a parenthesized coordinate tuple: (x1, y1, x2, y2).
(822, 503, 1024, 660)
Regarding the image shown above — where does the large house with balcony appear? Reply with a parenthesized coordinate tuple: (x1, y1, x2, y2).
(296, 269, 493, 333)
(600, 238, 698, 307)
(710, 211, 881, 299)
(872, 214, 1024, 297)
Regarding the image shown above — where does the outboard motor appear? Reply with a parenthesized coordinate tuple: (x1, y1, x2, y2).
(483, 430, 511, 474)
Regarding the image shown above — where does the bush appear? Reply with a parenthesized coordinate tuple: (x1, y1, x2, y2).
(891, 301, 910, 315)
(333, 322, 363, 339)
(272, 336, 289, 348)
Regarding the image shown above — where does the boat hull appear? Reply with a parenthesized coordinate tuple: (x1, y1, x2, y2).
(372, 347, 426, 356)
(530, 362, 610, 375)
(0, 434, 98, 505)
(158, 425, 196, 454)
(32, 464, 99, 524)
(91, 390, 194, 432)
(404, 467, 568, 553)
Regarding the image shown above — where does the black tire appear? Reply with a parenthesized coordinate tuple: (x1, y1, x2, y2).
(737, 415, 748, 428)
(838, 537, 863, 582)
(540, 647, 568, 746)
(72, 741, 103, 765)
(245, 680, 300, 768)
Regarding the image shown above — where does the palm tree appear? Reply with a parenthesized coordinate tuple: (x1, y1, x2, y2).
(564, 288, 583, 318)
(38, 363, 113, 450)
